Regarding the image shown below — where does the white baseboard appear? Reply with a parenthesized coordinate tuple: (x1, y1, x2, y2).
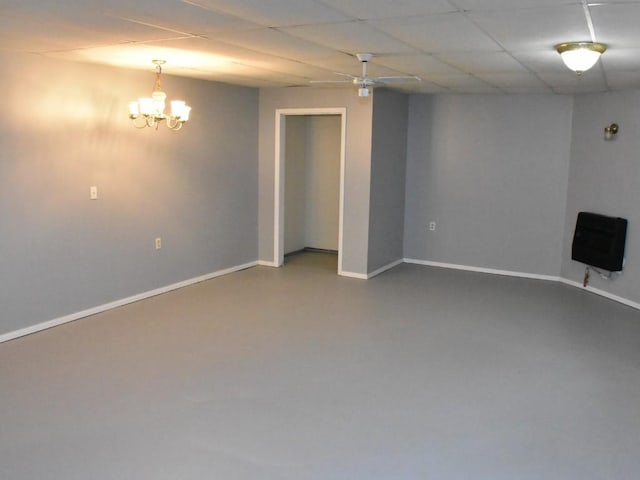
(257, 260, 279, 267)
(404, 258, 640, 311)
(404, 258, 560, 282)
(367, 258, 404, 279)
(5, 258, 639, 344)
(558, 278, 640, 311)
(0, 261, 258, 344)
(339, 270, 368, 280)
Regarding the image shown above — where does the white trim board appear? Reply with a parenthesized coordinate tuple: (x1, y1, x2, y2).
(274, 108, 347, 275)
(404, 258, 560, 282)
(558, 278, 640, 311)
(405, 258, 640, 311)
(0, 261, 258, 344)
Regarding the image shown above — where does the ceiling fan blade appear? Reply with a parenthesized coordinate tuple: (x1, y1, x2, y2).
(375, 75, 422, 83)
(333, 71, 357, 79)
(309, 80, 352, 84)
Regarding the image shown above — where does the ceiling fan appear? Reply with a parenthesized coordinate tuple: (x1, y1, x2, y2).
(311, 53, 421, 97)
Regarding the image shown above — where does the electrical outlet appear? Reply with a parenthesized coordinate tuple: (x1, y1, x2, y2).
(155, 237, 162, 250)
(90, 186, 98, 200)
(429, 221, 436, 231)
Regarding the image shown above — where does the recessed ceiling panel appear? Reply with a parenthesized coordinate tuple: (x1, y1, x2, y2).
(510, 50, 569, 74)
(373, 54, 464, 76)
(214, 28, 338, 61)
(181, 0, 352, 27)
(475, 72, 551, 90)
(280, 21, 418, 55)
(108, 1, 259, 36)
(590, 4, 640, 47)
(436, 52, 528, 74)
(315, 0, 457, 20)
(537, 70, 607, 93)
(426, 74, 501, 93)
(449, 0, 576, 11)
(1, 0, 639, 94)
(304, 53, 407, 78)
(605, 71, 640, 91)
(370, 13, 502, 53)
(468, 5, 590, 51)
(600, 48, 640, 71)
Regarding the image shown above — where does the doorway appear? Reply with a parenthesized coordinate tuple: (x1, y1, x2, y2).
(274, 108, 347, 274)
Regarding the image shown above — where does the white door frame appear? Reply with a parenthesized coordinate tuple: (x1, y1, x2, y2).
(274, 107, 347, 274)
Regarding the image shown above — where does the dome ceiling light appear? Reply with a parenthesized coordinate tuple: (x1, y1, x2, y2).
(555, 42, 607, 75)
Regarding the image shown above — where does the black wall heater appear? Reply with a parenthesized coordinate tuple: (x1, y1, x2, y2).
(571, 211, 627, 272)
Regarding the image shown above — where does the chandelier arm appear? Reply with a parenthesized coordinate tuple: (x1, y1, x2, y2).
(131, 116, 148, 129)
(129, 60, 190, 131)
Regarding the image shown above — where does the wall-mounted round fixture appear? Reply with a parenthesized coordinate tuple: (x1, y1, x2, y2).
(555, 42, 607, 75)
(604, 123, 619, 141)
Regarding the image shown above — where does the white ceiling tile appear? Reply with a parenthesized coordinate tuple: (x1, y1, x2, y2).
(388, 82, 450, 94)
(436, 52, 529, 74)
(605, 71, 640, 91)
(301, 53, 407, 77)
(601, 48, 640, 71)
(315, 0, 457, 20)
(2, 0, 640, 94)
(468, 5, 590, 51)
(538, 70, 608, 93)
(370, 12, 502, 52)
(373, 54, 464, 76)
(510, 50, 569, 74)
(425, 74, 501, 93)
(280, 21, 417, 56)
(475, 72, 551, 90)
(0, 8, 186, 52)
(214, 28, 337, 61)
(108, 2, 259, 36)
(181, 0, 352, 27)
(449, 0, 576, 11)
(590, 3, 640, 47)
(499, 85, 555, 94)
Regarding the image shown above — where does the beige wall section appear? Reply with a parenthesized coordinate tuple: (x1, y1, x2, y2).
(259, 87, 373, 275)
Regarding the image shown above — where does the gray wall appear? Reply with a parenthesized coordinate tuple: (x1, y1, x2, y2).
(284, 116, 307, 254)
(305, 116, 341, 251)
(0, 52, 259, 336)
(561, 90, 640, 303)
(404, 94, 573, 276)
(259, 87, 373, 275)
(368, 89, 408, 273)
(284, 115, 341, 253)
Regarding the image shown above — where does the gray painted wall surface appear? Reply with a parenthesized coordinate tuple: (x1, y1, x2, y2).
(0, 52, 259, 335)
(561, 91, 640, 303)
(284, 115, 341, 253)
(258, 88, 373, 275)
(284, 117, 307, 254)
(368, 90, 408, 273)
(305, 116, 341, 251)
(404, 94, 573, 276)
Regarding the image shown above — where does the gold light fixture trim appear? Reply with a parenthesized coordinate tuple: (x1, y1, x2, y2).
(128, 60, 191, 131)
(555, 42, 607, 75)
(604, 122, 619, 140)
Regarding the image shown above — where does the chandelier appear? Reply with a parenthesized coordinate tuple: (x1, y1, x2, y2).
(128, 60, 191, 131)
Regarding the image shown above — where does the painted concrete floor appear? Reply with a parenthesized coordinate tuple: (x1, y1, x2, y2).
(1, 252, 640, 479)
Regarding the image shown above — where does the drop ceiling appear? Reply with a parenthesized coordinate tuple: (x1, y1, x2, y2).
(2, 0, 640, 94)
